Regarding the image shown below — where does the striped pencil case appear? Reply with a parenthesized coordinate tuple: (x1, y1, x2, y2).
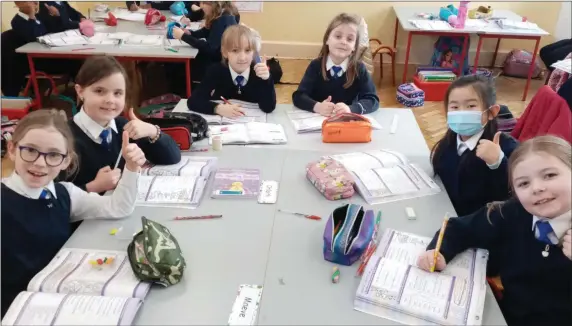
(396, 83, 425, 108)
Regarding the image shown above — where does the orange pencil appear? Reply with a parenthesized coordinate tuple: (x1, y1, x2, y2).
(431, 213, 450, 273)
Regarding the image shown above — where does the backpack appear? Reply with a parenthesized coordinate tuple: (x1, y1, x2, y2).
(141, 111, 209, 151)
(502, 49, 542, 79)
(430, 36, 471, 75)
(267, 57, 283, 84)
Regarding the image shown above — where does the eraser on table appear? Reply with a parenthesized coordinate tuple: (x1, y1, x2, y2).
(406, 207, 416, 220)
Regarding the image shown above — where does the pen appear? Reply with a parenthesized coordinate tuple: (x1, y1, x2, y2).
(165, 47, 179, 53)
(72, 47, 96, 51)
(431, 213, 450, 273)
(356, 211, 382, 277)
(220, 96, 245, 116)
(278, 209, 321, 221)
(174, 215, 222, 221)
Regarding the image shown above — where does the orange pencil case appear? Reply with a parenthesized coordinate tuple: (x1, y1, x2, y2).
(321, 113, 372, 143)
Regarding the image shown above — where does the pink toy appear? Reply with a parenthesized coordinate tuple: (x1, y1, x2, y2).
(79, 19, 95, 37)
(455, 1, 469, 29)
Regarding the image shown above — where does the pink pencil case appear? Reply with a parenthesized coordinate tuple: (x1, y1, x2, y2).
(306, 158, 355, 200)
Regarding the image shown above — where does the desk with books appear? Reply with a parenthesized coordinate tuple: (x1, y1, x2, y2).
(58, 146, 506, 325)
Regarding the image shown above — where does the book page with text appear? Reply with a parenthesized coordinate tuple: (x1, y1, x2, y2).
(142, 176, 197, 204)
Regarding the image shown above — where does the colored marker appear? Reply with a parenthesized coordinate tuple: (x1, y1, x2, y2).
(174, 215, 222, 221)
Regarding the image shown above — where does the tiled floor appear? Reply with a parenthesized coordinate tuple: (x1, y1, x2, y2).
(1, 59, 544, 177)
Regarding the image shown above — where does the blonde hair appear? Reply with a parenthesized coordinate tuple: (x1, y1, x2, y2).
(319, 13, 361, 89)
(486, 135, 572, 221)
(10, 109, 78, 178)
(220, 25, 256, 61)
(201, 1, 238, 29)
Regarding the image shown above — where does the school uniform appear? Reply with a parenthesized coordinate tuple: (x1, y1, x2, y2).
(187, 62, 276, 114)
(37, 1, 85, 34)
(427, 199, 572, 326)
(1, 169, 139, 318)
(125, 1, 174, 10)
(11, 12, 48, 43)
(65, 109, 181, 192)
(292, 57, 379, 114)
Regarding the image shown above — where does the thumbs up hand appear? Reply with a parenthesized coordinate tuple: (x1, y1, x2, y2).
(254, 55, 270, 80)
(313, 96, 335, 116)
(123, 108, 159, 140)
(476, 131, 502, 165)
(122, 131, 146, 172)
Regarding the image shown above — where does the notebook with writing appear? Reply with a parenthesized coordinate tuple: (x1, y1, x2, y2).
(2, 248, 150, 326)
(173, 100, 267, 124)
(208, 122, 287, 145)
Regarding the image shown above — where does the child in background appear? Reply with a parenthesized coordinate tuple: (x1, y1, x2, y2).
(168, 1, 239, 93)
(67, 55, 181, 194)
(418, 135, 571, 326)
(38, 1, 85, 34)
(292, 13, 379, 116)
(183, 1, 204, 22)
(187, 25, 276, 116)
(126, 1, 173, 11)
(1, 109, 146, 318)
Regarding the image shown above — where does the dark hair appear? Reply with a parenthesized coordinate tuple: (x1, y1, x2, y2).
(430, 75, 499, 175)
(319, 13, 361, 89)
(75, 55, 128, 109)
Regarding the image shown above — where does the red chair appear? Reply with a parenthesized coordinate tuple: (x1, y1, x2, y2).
(511, 86, 572, 143)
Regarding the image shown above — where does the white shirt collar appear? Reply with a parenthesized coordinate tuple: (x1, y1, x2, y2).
(326, 56, 349, 77)
(73, 108, 117, 143)
(532, 210, 572, 242)
(229, 66, 250, 85)
(17, 12, 37, 22)
(2, 172, 57, 199)
(456, 129, 485, 156)
(54, 1, 62, 5)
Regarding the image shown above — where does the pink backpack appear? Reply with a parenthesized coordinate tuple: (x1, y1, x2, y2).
(503, 49, 542, 79)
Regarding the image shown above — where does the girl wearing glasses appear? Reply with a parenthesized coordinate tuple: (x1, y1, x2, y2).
(0, 109, 146, 318)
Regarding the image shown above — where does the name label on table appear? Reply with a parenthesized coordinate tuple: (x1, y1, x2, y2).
(228, 284, 263, 325)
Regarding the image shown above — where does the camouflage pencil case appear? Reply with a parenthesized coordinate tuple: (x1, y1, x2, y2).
(127, 216, 186, 287)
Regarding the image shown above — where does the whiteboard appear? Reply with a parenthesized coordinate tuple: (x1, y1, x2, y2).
(233, 1, 263, 13)
(554, 1, 571, 41)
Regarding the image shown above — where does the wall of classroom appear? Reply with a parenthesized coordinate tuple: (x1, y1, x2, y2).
(2, 1, 565, 66)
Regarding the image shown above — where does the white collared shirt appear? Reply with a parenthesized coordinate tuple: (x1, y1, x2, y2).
(229, 66, 250, 86)
(2, 169, 139, 222)
(456, 130, 505, 169)
(73, 108, 118, 144)
(18, 12, 41, 24)
(326, 56, 349, 77)
(532, 210, 572, 245)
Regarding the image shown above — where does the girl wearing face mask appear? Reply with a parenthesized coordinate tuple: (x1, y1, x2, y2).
(419, 135, 571, 326)
(292, 13, 379, 116)
(67, 55, 180, 195)
(1, 110, 146, 317)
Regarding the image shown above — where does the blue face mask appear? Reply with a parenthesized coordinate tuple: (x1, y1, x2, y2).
(447, 111, 485, 136)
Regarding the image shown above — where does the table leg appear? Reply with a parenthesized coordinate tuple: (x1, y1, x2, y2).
(393, 18, 399, 49)
(402, 32, 413, 83)
(27, 55, 42, 109)
(522, 37, 541, 101)
(460, 34, 469, 75)
(185, 59, 192, 98)
(473, 35, 484, 71)
(491, 38, 501, 68)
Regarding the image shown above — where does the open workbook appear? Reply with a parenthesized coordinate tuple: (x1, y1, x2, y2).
(2, 248, 150, 326)
(355, 229, 488, 326)
(137, 156, 217, 208)
(173, 99, 267, 124)
(328, 150, 441, 204)
(208, 122, 287, 145)
(287, 108, 382, 133)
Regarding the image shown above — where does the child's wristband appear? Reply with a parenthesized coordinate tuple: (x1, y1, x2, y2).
(149, 125, 161, 143)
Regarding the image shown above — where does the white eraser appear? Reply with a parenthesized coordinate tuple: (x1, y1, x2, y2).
(406, 207, 416, 220)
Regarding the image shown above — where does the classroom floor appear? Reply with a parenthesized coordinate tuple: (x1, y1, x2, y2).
(0, 60, 544, 177)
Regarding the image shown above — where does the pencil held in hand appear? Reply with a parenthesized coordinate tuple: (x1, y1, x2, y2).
(431, 213, 450, 273)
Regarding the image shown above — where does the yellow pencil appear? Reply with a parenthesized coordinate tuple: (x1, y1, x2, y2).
(431, 213, 450, 273)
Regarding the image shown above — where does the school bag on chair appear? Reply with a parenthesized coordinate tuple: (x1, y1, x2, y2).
(430, 36, 471, 75)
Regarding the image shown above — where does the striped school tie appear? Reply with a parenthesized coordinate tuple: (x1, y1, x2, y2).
(534, 220, 556, 244)
(100, 129, 111, 150)
(331, 66, 342, 78)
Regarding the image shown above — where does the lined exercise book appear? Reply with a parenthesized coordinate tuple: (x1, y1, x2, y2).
(37, 29, 89, 47)
(355, 229, 488, 326)
(173, 100, 268, 124)
(287, 108, 382, 133)
(211, 168, 261, 199)
(137, 156, 217, 208)
(329, 149, 441, 205)
(209, 122, 287, 145)
(1, 248, 150, 326)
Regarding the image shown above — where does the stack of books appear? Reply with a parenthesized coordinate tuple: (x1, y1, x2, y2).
(416, 66, 457, 82)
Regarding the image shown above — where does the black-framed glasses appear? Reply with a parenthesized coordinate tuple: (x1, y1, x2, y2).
(18, 146, 67, 167)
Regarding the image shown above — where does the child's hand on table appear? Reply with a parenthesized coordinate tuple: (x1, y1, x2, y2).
(417, 250, 447, 272)
(124, 108, 160, 140)
(563, 229, 571, 260)
(476, 132, 502, 165)
(122, 131, 146, 172)
(333, 103, 351, 115)
(215, 104, 244, 118)
(313, 96, 335, 116)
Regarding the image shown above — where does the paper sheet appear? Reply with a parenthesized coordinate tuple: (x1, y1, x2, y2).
(408, 20, 452, 30)
(142, 157, 209, 177)
(551, 58, 572, 73)
(287, 109, 382, 133)
(139, 176, 197, 204)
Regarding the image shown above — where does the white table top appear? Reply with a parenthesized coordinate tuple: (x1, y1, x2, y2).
(393, 6, 549, 36)
(172, 101, 431, 158)
(65, 146, 506, 325)
(16, 10, 198, 58)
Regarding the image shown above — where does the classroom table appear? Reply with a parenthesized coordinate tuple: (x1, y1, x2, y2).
(172, 101, 432, 157)
(64, 145, 507, 325)
(15, 9, 198, 108)
(392, 6, 549, 100)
